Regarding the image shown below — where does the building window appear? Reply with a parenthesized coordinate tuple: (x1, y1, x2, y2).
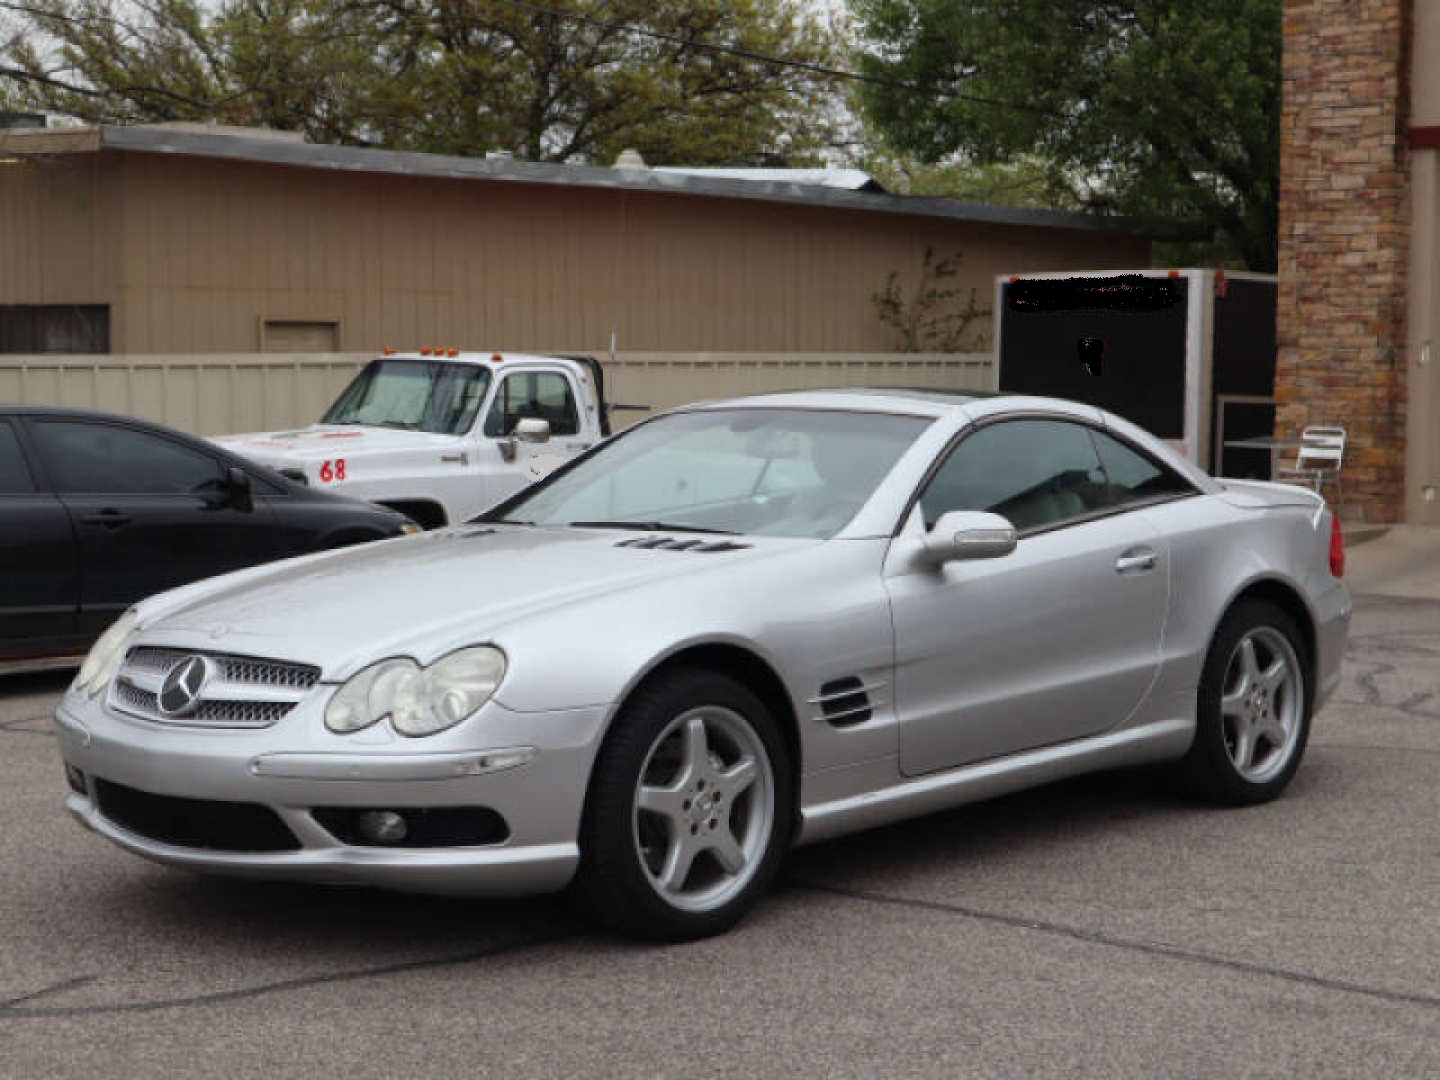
(261, 319, 340, 353)
(0, 305, 110, 353)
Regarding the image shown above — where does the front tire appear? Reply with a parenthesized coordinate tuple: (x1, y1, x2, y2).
(574, 669, 793, 941)
(1182, 599, 1312, 805)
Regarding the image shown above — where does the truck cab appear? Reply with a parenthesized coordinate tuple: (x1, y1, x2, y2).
(213, 351, 608, 528)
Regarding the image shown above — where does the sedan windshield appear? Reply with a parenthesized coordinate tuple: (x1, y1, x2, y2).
(490, 408, 931, 539)
(322, 359, 491, 435)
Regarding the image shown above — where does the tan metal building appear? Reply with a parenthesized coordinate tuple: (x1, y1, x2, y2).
(0, 123, 1151, 359)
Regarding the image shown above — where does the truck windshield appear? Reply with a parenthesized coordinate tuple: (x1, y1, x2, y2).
(321, 359, 492, 435)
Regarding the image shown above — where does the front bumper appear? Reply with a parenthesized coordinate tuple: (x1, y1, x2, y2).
(55, 691, 610, 896)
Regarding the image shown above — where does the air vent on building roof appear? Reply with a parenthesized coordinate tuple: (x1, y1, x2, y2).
(613, 148, 648, 170)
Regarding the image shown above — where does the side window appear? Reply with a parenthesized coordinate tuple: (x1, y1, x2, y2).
(1089, 429, 1196, 508)
(0, 421, 37, 493)
(918, 419, 1108, 531)
(484, 372, 580, 438)
(32, 421, 224, 495)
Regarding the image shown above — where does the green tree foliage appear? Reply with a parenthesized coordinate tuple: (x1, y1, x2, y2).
(1, 0, 841, 165)
(850, 0, 1281, 270)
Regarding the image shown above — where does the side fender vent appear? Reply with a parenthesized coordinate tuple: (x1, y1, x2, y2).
(813, 676, 873, 727)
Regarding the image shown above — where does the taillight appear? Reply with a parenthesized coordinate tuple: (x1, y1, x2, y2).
(1328, 513, 1345, 577)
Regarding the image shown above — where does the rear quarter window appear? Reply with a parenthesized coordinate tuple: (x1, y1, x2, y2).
(1089, 428, 1196, 507)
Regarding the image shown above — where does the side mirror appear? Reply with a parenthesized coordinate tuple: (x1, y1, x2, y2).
(226, 466, 254, 513)
(513, 417, 551, 444)
(921, 510, 1016, 566)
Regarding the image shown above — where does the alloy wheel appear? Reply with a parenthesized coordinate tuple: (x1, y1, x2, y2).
(631, 705, 775, 913)
(1220, 626, 1303, 784)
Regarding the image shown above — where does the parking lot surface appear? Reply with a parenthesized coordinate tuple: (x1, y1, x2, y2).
(3, 590, 1439, 1078)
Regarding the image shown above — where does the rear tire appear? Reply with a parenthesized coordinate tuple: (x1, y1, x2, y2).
(1181, 599, 1312, 805)
(573, 669, 793, 941)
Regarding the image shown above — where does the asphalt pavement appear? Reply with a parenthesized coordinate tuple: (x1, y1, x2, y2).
(2, 537, 1439, 1078)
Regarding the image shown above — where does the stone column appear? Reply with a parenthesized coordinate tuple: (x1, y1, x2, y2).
(1407, 0, 1440, 524)
(1277, 0, 1411, 522)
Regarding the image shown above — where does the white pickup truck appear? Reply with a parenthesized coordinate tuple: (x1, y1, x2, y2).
(214, 351, 621, 528)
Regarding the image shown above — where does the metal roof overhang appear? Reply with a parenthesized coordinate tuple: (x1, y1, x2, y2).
(0, 123, 1182, 238)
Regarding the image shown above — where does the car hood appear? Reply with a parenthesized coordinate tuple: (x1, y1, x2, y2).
(137, 526, 808, 678)
(212, 424, 458, 465)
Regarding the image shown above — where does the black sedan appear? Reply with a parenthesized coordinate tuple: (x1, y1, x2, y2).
(1, 406, 418, 666)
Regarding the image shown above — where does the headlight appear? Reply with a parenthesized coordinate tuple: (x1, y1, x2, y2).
(72, 609, 139, 695)
(324, 647, 506, 737)
(323, 658, 419, 733)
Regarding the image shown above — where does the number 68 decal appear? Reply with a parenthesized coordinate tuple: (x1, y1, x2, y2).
(319, 459, 347, 483)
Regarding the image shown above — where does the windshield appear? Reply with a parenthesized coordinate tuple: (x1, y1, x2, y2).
(321, 359, 492, 435)
(489, 407, 931, 539)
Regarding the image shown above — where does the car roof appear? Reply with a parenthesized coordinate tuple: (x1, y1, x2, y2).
(680, 386, 1090, 419)
(671, 387, 1221, 493)
(0, 404, 178, 422)
(376, 351, 583, 368)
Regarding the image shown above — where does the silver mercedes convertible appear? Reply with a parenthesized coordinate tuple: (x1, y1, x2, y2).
(55, 390, 1351, 939)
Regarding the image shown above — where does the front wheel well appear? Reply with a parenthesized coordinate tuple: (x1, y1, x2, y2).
(611, 644, 801, 832)
(377, 500, 447, 530)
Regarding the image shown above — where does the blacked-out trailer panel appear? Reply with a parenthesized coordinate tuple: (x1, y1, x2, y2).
(993, 269, 1277, 473)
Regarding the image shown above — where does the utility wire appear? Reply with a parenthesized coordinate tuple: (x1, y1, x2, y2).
(492, 0, 1053, 116)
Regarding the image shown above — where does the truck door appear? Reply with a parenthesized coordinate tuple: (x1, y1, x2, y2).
(480, 368, 591, 505)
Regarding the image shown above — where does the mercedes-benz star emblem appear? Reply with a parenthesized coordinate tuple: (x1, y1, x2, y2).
(158, 655, 212, 717)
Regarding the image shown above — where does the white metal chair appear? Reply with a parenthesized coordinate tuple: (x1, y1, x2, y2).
(1275, 425, 1346, 506)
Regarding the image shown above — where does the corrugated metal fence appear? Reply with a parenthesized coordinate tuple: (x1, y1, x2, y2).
(0, 351, 995, 436)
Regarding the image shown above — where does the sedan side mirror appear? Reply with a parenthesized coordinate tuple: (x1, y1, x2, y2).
(226, 466, 254, 513)
(513, 417, 551, 444)
(921, 510, 1017, 566)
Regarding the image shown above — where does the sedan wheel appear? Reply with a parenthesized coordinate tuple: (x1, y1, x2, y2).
(633, 706, 774, 913)
(1183, 599, 1313, 804)
(575, 669, 792, 940)
(1219, 627, 1303, 784)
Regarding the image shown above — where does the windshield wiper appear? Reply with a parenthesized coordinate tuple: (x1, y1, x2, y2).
(566, 520, 739, 535)
(378, 419, 420, 429)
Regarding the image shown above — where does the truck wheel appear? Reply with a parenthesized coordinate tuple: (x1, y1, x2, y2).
(574, 669, 792, 941)
(1181, 600, 1312, 805)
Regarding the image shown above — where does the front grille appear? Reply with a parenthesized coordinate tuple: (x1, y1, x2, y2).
(114, 679, 159, 714)
(125, 648, 319, 690)
(109, 648, 320, 729)
(193, 700, 293, 727)
(94, 779, 300, 852)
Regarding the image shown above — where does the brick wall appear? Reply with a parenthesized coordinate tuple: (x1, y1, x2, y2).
(1277, 0, 1412, 522)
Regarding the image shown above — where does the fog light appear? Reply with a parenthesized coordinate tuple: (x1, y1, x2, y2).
(64, 763, 87, 795)
(357, 810, 408, 844)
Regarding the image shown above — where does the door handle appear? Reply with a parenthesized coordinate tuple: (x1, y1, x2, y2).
(1115, 548, 1157, 574)
(440, 453, 469, 465)
(81, 510, 132, 530)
